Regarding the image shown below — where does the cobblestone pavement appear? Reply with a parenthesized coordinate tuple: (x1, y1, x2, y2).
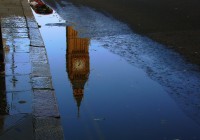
(0, 0, 64, 139)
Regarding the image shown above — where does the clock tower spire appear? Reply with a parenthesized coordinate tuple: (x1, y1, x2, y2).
(66, 26, 90, 117)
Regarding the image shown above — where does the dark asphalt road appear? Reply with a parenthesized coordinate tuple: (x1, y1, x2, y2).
(66, 0, 200, 32)
(65, 0, 200, 65)
(43, 0, 200, 65)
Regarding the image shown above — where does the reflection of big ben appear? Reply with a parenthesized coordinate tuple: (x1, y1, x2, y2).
(66, 26, 90, 117)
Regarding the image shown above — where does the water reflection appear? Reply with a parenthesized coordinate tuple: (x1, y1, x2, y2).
(33, 6, 200, 139)
(66, 26, 90, 117)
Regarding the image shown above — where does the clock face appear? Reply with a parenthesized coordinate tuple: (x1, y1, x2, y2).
(73, 58, 85, 71)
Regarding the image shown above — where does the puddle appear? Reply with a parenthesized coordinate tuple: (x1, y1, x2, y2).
(32, 1, 200, 140)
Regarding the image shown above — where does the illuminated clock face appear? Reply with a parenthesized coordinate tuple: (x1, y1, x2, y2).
(73, 59, 85, 71)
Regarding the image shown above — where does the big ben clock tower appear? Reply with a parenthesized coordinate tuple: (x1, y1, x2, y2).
(66, 26, 90, 117)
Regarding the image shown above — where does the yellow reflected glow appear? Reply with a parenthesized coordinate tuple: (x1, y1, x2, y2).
(66, 26, 90, 117)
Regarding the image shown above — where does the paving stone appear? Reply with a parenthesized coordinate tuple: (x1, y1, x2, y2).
(15, 45, 30, 53)
(31, 63, 51, 77)
(26, 17, 36, 23)
(34, 117, 64, 140)
(0, 6, 24, 16)
(29, 28, 44, 47)
(3, 39, 30, 53)
(7, 91, 32, 115)
(1, 19, 26, 28)
(22, 4, 34, 17)
(0, 10, 24, 17)
(28, 21, 39, 28)
(30, 47, 48, 63)
(13, 38, 30, 46)
(3, 32, 29, 39)
(21, 0, 29, 6)
(2, 28, 28, 33)
(0, 114, 27, 133)
(24, 10, 35, 17)
(33, 90, 60, 117)
(30, 46, 46, 54)
(5, 63, 31, 75)
(4, 52, 30, 63)
(1, 16, 26, 24)
(0, 1, 21, 6)
(6, 75, 32, 92)
(0, 115, 34, 140)
(0, 36, 30, 54)
(2, 38, 30, 53)
(2, 28, 29, 42)
(32, 77, 53, 89)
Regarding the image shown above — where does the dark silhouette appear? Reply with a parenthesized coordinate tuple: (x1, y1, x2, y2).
(0, 24, 7, 115)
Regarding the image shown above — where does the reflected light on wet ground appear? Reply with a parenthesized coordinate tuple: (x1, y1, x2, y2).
(32, 4, 200, 140)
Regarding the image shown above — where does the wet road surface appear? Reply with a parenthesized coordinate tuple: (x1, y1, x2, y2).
(32, 1, 200, 140)
(43, 0, 200, 65)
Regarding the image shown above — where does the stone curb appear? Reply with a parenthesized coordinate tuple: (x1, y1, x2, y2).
(0, 0, 64, 139)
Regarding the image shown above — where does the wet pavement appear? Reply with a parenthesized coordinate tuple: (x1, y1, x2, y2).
(0, 0, 63, 139)
(33, 1, 200, 140)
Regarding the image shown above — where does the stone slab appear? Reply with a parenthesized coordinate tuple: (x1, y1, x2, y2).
(0, 115, 34, 140)
(0, 114, 27, 133)
(7, 91, 32, 115)
(26, 17, 36, 23)
(28, 21, 39, 28)
(3, 37, 30, 52)
(1, 16, 26, 24)
(4, 52, 30, 63)
(5, 63, 31, 76)
(13, 38, 30, 47)
(32, 77, 53, 89)
(29, 28, 44, 47)
(6, 75, 32, 92)
(31, 63, 51, 77)
(1, 19, 26, 28)
(32, 90, 60, 117)
(2, 28, 28, 34)
(34, 117, 64, 140)
(0, 10, 24, 17)
(1, 38, 30, 55)
(30, 47, 48, 63)
(3, 32, 29, 39)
